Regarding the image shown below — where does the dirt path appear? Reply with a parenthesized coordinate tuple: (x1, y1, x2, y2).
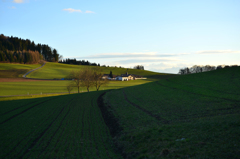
(22, 62, 45, 78)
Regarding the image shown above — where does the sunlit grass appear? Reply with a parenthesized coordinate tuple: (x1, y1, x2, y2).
(27, 62, 170, 79)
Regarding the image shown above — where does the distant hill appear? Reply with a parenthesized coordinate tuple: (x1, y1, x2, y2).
(27, 62, 173, 80)
(0, 34, 61, 63)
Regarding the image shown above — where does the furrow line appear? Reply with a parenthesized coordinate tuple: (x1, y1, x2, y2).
(74, 98, 83, 158)
(38, 97, 75, 158)
(165, 79, 240, 96)
(122, 89, 169, 124)
(3, 99, 60, 159)
(90, 98, 101, 159)
(19, 98, 70, 159)
(1, 100, 38, 116)
(0, 98, 54, 125)
(156, 81, 240, 103)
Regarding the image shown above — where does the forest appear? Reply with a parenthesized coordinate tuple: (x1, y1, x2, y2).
(0, 34, 61, 64)
(59, 58, 100, 66)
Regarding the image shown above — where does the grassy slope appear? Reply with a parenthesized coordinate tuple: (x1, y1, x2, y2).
(0, 63, 41, 78)
(0, 91, 122, 158)
(0, 62, 174, 96)
(103, 66, 240, 158)
(0, 80, 151, 96)
(0, 66, 239, 158)
(27, 62, 170, 80)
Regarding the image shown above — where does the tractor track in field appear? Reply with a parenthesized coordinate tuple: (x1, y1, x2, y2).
(19, 97, 75, 159)
(52, 97, 78, 157)
(155, 81, 240, 103)
(4, 98, 60, 159)
(1, 100, 39, 116)
(73, 100, 84, 158)
(0, 97, 55, 125)
(165, 79, 240, 96)
(38, 97, 75, 158)
(90, 98, 101, 159)
(97, 92, 123, 137)
(97, 92, 126, 159)
(122, 90, 170, 124)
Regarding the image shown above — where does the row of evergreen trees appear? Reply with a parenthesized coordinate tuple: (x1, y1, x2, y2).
(0, 34, 61, 63)
(59, 58, 100, 66)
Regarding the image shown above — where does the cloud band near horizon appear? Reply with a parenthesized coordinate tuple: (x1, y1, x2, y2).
(63, 8, 95, 13)
(65, 52, 189, 59)
(196, 50, 240, 54)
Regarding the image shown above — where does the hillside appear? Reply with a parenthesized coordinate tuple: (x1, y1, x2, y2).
(27, 62, 172, 80)
(0, 62, 173, 96)
(0, 63, 41, 78)
(0, 65, 239, 158)
(103, 66, 240, 158)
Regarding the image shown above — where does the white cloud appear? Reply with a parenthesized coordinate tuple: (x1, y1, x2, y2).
(85, 10, 95, 13)
(13, 0, 24, 3)
(196, 50, 240, 54)
(63, 8, 82, 13)
(69, 52, 189, 59)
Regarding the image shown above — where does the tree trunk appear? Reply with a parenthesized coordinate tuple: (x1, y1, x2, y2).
(78, 86, 79, 93)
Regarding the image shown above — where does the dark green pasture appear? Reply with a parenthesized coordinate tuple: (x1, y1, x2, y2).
(0, 92, 122, 159)
(0, 66, 239, 159)
(103, 66, 240, 158)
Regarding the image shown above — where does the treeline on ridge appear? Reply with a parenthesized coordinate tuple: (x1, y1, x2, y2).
(59, 58, 100, 66)
(0, 34, 61, 64)
(179, 64, 239, 75)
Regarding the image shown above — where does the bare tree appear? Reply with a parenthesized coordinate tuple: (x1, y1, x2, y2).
(93, 68, 109, 91)
(80, 68, 94, 92)
(69, 70, 82, 93)
(66, 84, 73, 94)
(69, 67, 110, 92)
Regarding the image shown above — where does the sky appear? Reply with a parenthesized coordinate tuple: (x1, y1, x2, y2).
(1, 0, 240, 74)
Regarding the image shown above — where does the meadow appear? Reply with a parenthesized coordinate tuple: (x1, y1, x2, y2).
(103, 66, 240, 158)
(0, 63, 41, 78)
(27, 62, 168, 79)
(0, 62, 172, 97)
(0, 79, 152, 97)
(0, 63, 239, 158)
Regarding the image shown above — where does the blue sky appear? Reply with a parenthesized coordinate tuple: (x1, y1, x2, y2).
(1, 0, 240, 73)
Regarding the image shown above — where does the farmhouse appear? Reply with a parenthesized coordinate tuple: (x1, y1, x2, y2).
(116, 74, 129, 81)
(102, 72, 146, 81)
(115, 72, 146, 81)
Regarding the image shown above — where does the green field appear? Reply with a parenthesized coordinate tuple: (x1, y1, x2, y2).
(0, 63, 41, 78)
(0, 64, 239, 158)
(27, 62, 169, 80)
(0, 91, 123, 158)
(0, 79, 150, 96)
(0, 62, 173, 97)
(103, 66, 240, 158)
